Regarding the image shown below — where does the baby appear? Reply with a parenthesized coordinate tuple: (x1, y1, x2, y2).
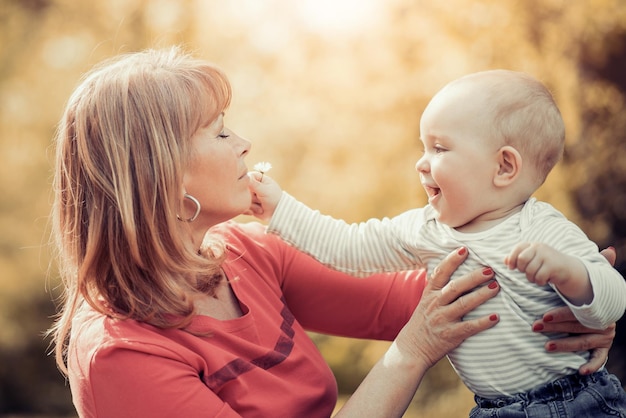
(249, 70, 626, 416)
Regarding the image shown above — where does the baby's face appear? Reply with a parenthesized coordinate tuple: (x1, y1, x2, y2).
(416, 83, 502, 231)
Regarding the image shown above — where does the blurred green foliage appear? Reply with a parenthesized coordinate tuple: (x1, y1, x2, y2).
(1, 0, 625, 416)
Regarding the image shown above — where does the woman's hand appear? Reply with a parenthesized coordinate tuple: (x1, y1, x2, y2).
(397, 247, 501, 369)
(337, 247, 500, 418)
(532, 246, 618, 375)
(532, 306, 616, 375)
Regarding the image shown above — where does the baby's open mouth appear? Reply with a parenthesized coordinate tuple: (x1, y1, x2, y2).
(424, 185, 440, 198)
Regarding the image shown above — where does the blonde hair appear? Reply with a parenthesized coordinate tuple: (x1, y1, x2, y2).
(49, 47, 231, 374)
(452, 69, 565, 185)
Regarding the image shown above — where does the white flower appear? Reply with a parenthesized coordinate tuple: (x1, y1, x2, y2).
(253, 162, 272, 174)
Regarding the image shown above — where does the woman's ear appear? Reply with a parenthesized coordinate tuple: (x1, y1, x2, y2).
(494, 145, 522, 187)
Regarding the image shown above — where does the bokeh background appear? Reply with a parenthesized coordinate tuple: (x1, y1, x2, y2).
(1, 0, 626, 416)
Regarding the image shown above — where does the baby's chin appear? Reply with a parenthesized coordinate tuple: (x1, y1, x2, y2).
(435, 212, 469, 230)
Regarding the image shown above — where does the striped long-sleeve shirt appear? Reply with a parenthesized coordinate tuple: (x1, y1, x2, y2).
(267, 192, 626, 399)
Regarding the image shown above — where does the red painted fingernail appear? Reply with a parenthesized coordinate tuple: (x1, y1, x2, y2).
(488, 281, 498, 289)
(544, 315, 553, 322)
(547, 343, 557, 351)
(458, 247, 467, 256)
(489, 314, 498, 321)
(483, 267, 494, 276)
(533, 324, 544, 331)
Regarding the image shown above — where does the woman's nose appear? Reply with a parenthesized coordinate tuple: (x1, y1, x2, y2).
(233, 131, 251, 156)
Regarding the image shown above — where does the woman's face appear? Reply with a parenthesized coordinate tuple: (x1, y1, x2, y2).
(182, 113, 252, 227)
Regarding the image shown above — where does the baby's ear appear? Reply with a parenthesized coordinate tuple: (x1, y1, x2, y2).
(494, 145, 522, 187)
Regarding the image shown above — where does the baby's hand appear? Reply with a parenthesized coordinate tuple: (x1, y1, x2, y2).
(505, 242, 572, 287)
(246, 169, 283, 222)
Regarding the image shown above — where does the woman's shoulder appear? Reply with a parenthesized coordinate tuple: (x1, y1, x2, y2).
(70, 305, 191, 361)
(68, 306, 221, 417)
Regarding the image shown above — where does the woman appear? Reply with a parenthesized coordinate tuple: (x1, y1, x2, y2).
(48, 47, 616, 418)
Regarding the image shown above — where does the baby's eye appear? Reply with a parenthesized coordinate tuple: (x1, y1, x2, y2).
(434, 145, 446, 153)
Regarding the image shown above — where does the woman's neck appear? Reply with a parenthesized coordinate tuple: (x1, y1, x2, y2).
(194, 272, 243, 320)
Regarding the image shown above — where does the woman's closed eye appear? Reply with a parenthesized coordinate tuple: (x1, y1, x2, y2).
(217, 131, 230, 139)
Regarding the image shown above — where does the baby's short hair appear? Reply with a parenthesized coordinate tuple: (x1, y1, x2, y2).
(452, 70, 565, 185)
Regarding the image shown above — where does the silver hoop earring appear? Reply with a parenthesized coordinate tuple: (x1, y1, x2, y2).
(177, 193, 201, 222)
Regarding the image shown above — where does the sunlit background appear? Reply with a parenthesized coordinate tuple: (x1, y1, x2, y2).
(2, 0, 626, 416)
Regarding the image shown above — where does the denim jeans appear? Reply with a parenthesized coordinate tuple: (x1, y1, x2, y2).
(470, 369, 626, 417)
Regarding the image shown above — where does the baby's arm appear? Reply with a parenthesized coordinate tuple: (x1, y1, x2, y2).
(509, 201, 626, 329)
(247, 174, 424, 276)
(506, 239, 626, 329)
(505, 243, 592, 305)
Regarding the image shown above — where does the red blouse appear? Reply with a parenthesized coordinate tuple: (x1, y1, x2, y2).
(68, 221, 427, 417)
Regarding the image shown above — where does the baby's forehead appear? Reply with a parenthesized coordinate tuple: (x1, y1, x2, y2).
(429, 78, 486, 108)
(424, 82, 492, 121)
